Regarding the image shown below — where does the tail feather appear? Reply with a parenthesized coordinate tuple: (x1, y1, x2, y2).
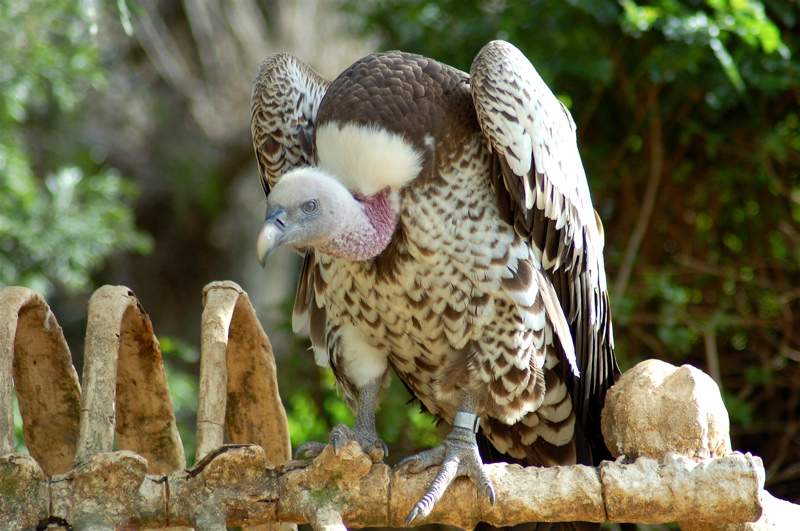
(475, 420, 601, 531)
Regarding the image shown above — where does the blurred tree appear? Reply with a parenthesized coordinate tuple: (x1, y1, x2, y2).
(0, 0, 150, 295)
(342, 0, 800, 501)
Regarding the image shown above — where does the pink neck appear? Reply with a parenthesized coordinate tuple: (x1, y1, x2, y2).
(324, 188, 397, 261)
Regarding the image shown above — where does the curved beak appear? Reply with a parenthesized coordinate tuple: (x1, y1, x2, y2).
(256, 208, 287, 266)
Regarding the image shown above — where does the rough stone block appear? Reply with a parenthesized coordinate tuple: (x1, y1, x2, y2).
(601, 359, 731, 460)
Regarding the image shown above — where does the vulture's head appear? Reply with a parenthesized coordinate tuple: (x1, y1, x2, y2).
(256, 166, 400, 264)
(257, 122, 424, 265)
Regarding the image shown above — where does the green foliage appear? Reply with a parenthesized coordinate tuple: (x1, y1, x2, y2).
(723, 391, 754, 427)
(621, 0, 789, 91)
(0, 165, 150, 293)
(13, 397, 26, 453)
(160, 336, 200, 464)
(0, 0, 104, 117)
(0, 0, 150, 295)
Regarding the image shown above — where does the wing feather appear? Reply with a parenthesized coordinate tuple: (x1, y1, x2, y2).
(250, 54, 329, 348)
(471, 40, 619, 462)
(250, 53, 329, 194)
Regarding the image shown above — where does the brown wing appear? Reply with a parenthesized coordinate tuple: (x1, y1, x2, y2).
(250, 54, 329, 349)
(470, 40, 619, 463)
(250, 53, 329, 195)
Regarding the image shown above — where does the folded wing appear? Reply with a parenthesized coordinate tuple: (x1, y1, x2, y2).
(470, 40, 618, 462)
(250, 54, 330, 351)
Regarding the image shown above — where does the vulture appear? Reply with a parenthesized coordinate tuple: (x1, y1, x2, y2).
(251, 41, 619, 525)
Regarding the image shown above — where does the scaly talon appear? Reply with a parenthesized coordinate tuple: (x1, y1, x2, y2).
(295, 423, 387, 462)
(330, 424, 351, 454)
(294, 441, 327, 459)
(399, 424, 494, 525)
(396, 446, 446, 474)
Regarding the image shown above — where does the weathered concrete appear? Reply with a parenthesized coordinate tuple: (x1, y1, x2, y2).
(0, 287, 81, 475)
(0, 443, 769, 529)
(602, 359, 731, 460)
(0, 453, 48, 528)
(601, 452, 763, 523)
(75, 285, 184, 474)
(198, 281, 291, 466)
(681, 490, 800, 530)
(199, 281, 294, 531)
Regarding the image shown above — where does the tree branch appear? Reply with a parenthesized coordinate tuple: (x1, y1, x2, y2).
(612, 85, 664, 304)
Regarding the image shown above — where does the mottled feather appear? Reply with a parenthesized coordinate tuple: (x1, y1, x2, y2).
(250, 54, 329, 193)
(471, 41, 619, 461)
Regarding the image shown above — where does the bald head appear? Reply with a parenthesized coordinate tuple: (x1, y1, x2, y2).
(256, 167, 399, 263)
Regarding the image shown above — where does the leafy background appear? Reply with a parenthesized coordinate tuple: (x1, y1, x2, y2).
(2, 0, 798, 521)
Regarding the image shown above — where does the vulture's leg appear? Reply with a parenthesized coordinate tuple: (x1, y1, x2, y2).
(398, 393, 495, 524)
(295, 377, 388, 462)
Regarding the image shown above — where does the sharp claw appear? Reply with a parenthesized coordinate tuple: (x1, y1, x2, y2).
(405, 506, 420, 526)
(396, 454, 418, 470)
(397, 451, 428, 472)
(486, 482, 496, 505)
(330, 426, 343, 454)
(473, 467, 496, 505)
(294, 441, 325, 460)
(298, 424, 388, 463)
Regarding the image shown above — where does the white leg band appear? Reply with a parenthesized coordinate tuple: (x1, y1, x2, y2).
(453, 411, 480, 433)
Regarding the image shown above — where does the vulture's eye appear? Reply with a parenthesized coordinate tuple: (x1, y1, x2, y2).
(301, 199, 319, 214)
